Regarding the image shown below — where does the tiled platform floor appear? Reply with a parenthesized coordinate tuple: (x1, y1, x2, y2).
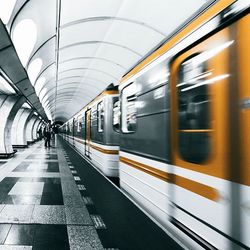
(0, 139, 103, 250)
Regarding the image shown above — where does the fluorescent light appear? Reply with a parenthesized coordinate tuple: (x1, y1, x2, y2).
(0, 0, 17, 24)
(13, 19, 37, 67)
(22, 102, 31, 109)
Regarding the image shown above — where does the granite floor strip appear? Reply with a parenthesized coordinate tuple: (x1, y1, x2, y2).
(0, 138, 103, 249)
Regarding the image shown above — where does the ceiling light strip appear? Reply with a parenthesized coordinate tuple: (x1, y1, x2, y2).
(54, 0, 61, 120)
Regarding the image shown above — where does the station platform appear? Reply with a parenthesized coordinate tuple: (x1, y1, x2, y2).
(0, 136, 183, 250)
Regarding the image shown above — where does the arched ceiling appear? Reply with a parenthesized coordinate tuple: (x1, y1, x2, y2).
(2, 0, 209, 122)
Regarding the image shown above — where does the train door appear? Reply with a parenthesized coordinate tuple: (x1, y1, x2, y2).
(72, 118, 75, 147)
(170, 26, 241, 249)
(237, 14, 250, 248)
(85, 108, 91, 157)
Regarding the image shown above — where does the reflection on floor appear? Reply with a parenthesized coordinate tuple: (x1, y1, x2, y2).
(0, 138, 103, 249)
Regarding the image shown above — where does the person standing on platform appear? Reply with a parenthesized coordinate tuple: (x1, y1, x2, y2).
(43, 120, 52, 148)
(38, 127, 43, 140)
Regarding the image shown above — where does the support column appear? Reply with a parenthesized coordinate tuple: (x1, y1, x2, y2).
(39, 123, 45, 140)
(32, 118, 42, 141)
(26, 114, 39, 144)
(37, 120, 44, 140)
(11, 108, 34, 148)
(0, 95, 25, 158)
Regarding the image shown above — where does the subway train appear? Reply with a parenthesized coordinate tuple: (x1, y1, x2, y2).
(60, 1, 250, 249)
(61, 85, 120, 177)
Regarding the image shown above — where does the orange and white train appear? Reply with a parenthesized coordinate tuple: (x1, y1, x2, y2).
(61, 1, 250, 249)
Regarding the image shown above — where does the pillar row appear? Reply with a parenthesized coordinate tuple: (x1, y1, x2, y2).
(11, 107, 34, 147)
(36, 120, 44, 140)
(32, 118, 42, 141)
(0, 95, 25, 157)
(26, 115, 39, 144)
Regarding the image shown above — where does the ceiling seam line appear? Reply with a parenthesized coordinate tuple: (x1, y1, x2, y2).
(41, 88, 94, 106)
(36, 75, 84, 96)
(38, 77, 106, 96)
(33, 62, 56, 87)
(59, 56, 127, 70)
(59, 41, 142, 57)
(43, 88, 96, 102)
(26, 35, 56, 68)
(9, 0, 30, 32)
(45, 96, 94, 111)
(60, 16, 166, 36)
(38, 75, 107, 95)
(59, 67, 120, 80)
(45, 95, 94, 110)
(38, 77, 105, 101)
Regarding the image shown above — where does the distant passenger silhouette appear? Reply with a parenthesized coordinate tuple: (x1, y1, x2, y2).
(43, 120, 52, 148)
(38, 127, 43, 140)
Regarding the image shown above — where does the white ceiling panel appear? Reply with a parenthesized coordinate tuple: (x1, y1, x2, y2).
(58, 69, 85, 80)
(58, 59, 94, 73)
(59, 43, 99, 62)
(81, 70, 117, 86)
(84, 42, 141, 72)
(6, 0, 209, 121)
(60, 0, 123, 25)
(86, 60, 125, 79)
(10, 0, 56, 67)
(60, 21, 112, 48)
(116, 0, 206, 36)
(57, 78, 82, 88)
(27, 37, 56, 75)
(95, 20, 164, 56)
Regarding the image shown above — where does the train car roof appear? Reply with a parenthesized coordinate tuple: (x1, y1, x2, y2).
(120, 0, 235, 84)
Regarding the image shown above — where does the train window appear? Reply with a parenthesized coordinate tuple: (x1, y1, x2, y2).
(97, 101, 104, 132)
(177, 56, 211, 163)
(69, 122, 72, 133)
(113, 99, 120, 132)
(77, 116, 82, 132)
(121, 82, 137, 133)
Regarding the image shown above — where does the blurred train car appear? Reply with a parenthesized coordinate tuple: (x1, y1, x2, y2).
(61, 84, 119, 177)
(119, 1, 249, 249)
(61, 1, 250, 249)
